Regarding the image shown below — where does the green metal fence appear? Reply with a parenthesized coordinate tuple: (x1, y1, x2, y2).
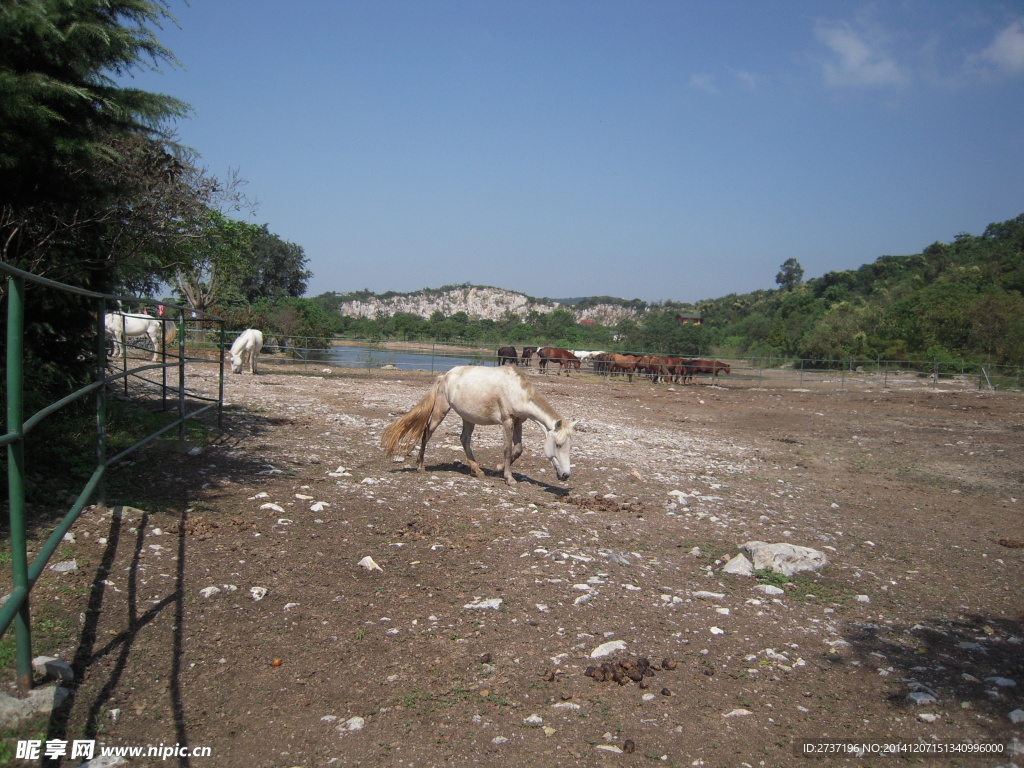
(0, 262, 225, 694)
(191, 331, 1024, 392)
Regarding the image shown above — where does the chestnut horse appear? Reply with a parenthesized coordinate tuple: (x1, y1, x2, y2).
(380, 365, 575, 486)
(689, 358, 731, 381)
(538, 347, 581, 376)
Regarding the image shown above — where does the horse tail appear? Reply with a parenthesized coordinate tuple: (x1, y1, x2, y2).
(380, 377, 442, 456)
(163, 320, 178, 347)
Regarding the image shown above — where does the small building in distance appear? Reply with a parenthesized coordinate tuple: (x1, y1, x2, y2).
(674, 313, 702, 325)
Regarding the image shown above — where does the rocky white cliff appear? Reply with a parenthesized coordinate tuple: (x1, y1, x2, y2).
(336, 285, 643, 325)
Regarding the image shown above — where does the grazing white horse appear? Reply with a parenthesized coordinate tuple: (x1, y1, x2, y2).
(104, 312, 176, 362)
(228, 328, 263, 374)
(381, 365, 575, 486)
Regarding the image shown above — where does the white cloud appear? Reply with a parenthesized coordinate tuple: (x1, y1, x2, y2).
(976, 20, 1024, 75)
(731, 68, 762, 90)
(687, 73, 718, 94)
(814, 20, 909, 88)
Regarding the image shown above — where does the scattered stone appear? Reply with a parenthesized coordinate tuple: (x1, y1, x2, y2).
(1009, 709, 1024, 724)
(722, 553, 754, 576)
(596, 745, 623, 753)
(723, 708, 754, 718)
(742, 541, 828, 576)
(79, 756, 129, 768)
(338, 716, 365, 733)
(250, 586, 268, 601)
(908, 692, 937, 705)
(598, 550, 632, 566)
(259, 503, 285, 513)
(199, 586, 221, 599)
(523, 714, 543, 726)
(0, 687, 72, 728)
(856, 594, 871, 603)
(754, 584, 785, 596)
(492, 736, 509, 745)
(693, 591, 726, 600)
(358, 556, 383, 572)
(918, 713, 940, 723)
(986, 677, 1017, 688)
(662, 658, 678, 670)
(49, 560, 77, 574)
(32, 656, 74, 682)
(661, 688, 672, 696)
(464, 597, 503, 610)
(623, 739, 636, 754)
(590, 640, 628, 658)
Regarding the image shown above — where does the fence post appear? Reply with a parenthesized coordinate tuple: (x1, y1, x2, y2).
(96, 301, 108, 507)
(5, 274, 34, 694)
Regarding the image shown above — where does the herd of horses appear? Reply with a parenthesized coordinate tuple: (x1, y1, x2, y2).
(495, 345, 730, 384)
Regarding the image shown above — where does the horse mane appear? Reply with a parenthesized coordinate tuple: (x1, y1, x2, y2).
(509, 367, 564, 424)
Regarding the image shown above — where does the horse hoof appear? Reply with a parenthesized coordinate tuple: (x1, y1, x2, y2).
(504, 477, 517, 486)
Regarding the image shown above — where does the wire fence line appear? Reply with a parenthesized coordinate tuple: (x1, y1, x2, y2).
(181, 330, 1022, 393)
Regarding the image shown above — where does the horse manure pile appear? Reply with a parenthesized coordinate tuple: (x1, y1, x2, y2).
(567, 494, 645, 515)
(584, 656, 677, 691)
(181, 516, 221, 540)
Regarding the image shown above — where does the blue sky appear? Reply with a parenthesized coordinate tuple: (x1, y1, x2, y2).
(127, 1, 1024, 303)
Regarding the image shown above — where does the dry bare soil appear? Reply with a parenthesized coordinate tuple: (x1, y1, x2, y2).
(9, 366, 1024, 767)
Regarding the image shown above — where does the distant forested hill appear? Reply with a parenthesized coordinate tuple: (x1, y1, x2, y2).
(312, 213, 1024, 366)
(696, 212, 1024, 366)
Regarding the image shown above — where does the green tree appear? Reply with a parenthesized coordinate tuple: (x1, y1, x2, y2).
(174, 212, 257, 315)
(0, 0, 191, 389)
(775, 258, 805, 292)
(1, 0, 189, 280)
(234, 225, 311, 303)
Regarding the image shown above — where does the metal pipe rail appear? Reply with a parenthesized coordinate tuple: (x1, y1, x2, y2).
(1, 261, 225, 694)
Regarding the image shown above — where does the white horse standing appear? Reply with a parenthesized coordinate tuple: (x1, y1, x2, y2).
(381, 365, 575, 486)
(104, 312, 177, 362)
(228, 328, 263, 374)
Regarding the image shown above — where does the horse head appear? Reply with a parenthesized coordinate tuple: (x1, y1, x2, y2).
(227, 348, 244, 374)
(543, 419, 575, 482)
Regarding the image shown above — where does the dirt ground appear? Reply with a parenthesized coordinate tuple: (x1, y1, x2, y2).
(7, 364, 1024, 767)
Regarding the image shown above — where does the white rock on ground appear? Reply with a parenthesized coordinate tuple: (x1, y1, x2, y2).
(722, 553, 754, 576)
(742, 541, 828, 576)
(590, 640, 627, 658)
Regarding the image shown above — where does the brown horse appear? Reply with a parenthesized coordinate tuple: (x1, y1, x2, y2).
(689, 358, 731, 381)
(638, 355, 674, 383)
(538, 347, 581, 376)
(606, 354, 640, 382)
(496, 346, 518, 366)
(520, 347, 538, 366)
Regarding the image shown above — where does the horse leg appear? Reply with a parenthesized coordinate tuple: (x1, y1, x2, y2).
(148, 326, 161, 361)
(416, 392, 451, 472)
(495, 418, 524, 485)
(459, 421, 486, 478)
